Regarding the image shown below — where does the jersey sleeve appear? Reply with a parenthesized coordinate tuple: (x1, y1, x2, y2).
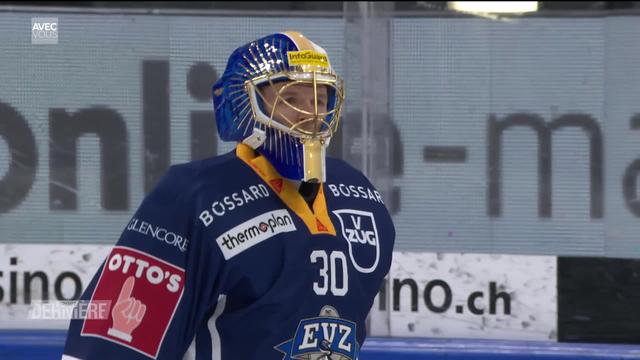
(62, 165, 225, 360)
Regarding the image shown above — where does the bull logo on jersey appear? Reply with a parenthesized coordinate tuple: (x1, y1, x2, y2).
(332, 209, 380, 274)
(275, 306, 358, 360)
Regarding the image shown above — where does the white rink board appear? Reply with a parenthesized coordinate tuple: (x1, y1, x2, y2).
(369, 252, 557, 341)
(2, 245, 557, 339)
(0, 244, 110, 329)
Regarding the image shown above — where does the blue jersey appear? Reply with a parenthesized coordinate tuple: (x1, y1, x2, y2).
(62, 143, 395, 360)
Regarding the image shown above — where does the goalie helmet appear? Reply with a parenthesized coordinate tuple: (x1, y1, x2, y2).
(212, 31, 344, 182)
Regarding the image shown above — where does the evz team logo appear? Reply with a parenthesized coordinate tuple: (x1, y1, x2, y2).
(332, 210, 380, 274)
(275, 306, 358, 360)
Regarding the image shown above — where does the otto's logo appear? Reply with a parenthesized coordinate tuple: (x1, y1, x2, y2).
(107, 276, 146, 343)
(275, 306, 358, 360)
(81, 246, 185, 359)
(106, 251, 183, 293)
(333, 210, 380, 274)
(216, 209, 296, 260)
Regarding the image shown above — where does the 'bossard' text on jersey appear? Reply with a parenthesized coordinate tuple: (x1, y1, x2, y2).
(62, 143, 395, 360)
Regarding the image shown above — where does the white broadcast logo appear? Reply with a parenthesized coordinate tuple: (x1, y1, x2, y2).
(31, 17, 58, 45)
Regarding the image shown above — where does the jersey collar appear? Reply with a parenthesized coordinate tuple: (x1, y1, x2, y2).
(236, 143, 336, 236)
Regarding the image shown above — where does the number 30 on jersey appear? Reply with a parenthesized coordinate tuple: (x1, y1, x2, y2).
(310, 250, 349, 296)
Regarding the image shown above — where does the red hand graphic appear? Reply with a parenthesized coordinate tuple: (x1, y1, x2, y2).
(107, 276, 147, 342)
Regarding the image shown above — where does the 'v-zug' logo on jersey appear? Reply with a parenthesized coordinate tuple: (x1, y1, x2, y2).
(333, 209, 380, 274)
(275, 306, 358, 360)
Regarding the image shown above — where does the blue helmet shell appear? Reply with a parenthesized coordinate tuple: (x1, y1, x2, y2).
(212, 32, 342, 181)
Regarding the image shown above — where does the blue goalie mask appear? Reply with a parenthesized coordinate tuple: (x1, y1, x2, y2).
(212, 31, 345, 182)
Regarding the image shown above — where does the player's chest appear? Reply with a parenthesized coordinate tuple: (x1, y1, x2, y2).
(212, 202, 388, 295)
